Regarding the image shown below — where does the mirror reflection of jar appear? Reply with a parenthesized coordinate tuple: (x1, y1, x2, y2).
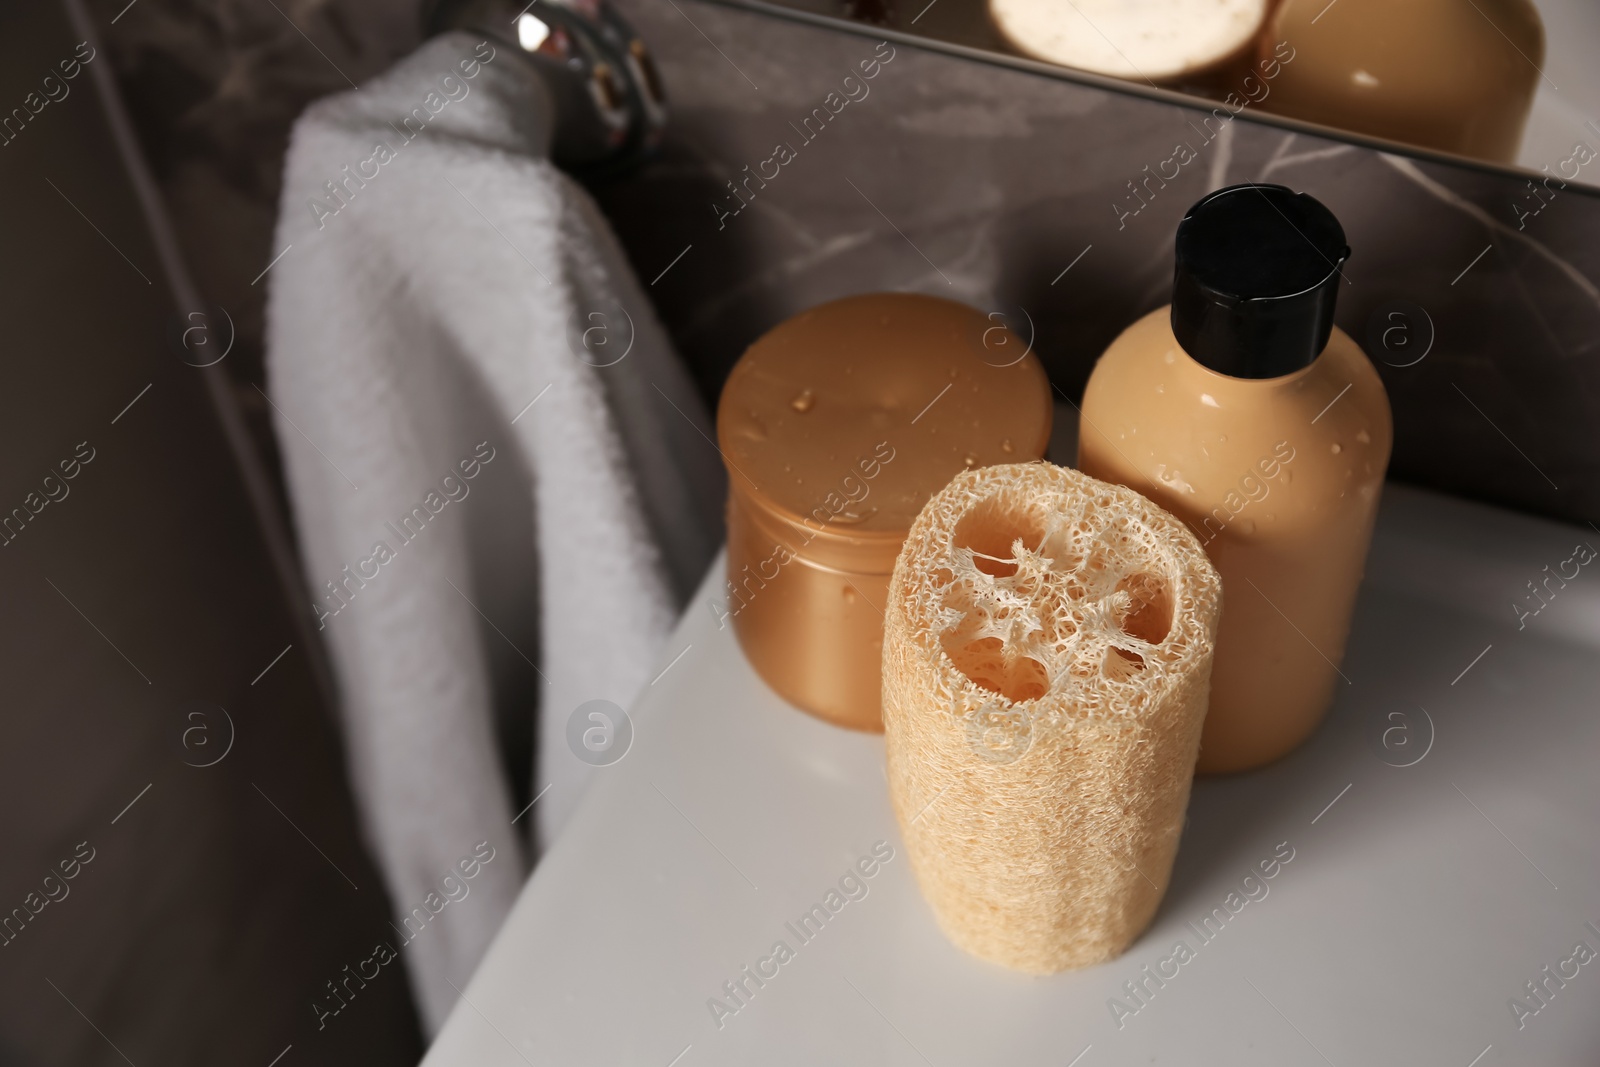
(1258, 0, 1544, 163)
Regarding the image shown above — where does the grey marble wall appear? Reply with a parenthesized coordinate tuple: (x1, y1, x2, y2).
(85, 0, 1600, 528)
(83, 0, 426, 389)
(592, 0, 1600, 529)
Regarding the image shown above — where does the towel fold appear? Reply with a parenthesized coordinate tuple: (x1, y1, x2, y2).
(266, 32, 721, 1035)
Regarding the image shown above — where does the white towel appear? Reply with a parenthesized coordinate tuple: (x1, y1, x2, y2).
(265, 32, 722, 1035)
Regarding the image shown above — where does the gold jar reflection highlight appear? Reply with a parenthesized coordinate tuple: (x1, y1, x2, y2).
(715, 292, 1052, 731)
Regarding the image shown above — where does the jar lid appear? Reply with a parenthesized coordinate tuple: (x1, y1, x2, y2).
(717, 292, 1052, 569)
(1172, 183, 1350, 380)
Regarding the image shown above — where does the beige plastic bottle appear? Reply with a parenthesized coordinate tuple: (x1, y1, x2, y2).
(1077, 184, 1391, 773)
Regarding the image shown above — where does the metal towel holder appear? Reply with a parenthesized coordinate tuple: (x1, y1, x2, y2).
(429, 0, 668, 176)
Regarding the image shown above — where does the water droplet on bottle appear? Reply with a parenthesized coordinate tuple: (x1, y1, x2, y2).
(791, 389, 815, 413)
(1330, 442, 1343, 454)
(1240, 519, 1256, 534)
(1356, 429, 1372, 444)
(1218, 434, 1228, 443)
(1001, 438, 1014, 454)
(949, 367, 959, 379)
(1281, 470, 1293, 484)
(843, 585, 857, 603)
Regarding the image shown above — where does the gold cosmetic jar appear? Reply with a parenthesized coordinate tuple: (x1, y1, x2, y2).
(715, 292, 1052, 730)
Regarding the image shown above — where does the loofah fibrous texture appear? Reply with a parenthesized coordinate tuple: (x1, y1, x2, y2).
(883, 462, 1222, 974)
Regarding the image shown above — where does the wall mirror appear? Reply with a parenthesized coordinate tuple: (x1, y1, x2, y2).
(718, 0, 1600, 196)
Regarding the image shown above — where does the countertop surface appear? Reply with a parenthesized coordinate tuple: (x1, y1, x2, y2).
(423, 482, 1600, 1066)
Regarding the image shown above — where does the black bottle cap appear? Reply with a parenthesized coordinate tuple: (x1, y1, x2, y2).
(1171, 184, 1350, 379)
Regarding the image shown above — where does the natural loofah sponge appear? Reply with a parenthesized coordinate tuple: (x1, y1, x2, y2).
(882, 462, 1222, 974)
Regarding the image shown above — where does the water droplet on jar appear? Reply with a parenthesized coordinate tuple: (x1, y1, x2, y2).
(1153, 464, 1195, 494)
(963, 453, 977, 467)
(790, 389, 815, 413)
(949, 367, 960, 379)
(1281, 470, 1293, 484)
(843, 585, 857, 603)
(1218, 434, 1228, 443)
(1356, 429, 1371, 444)
(1001, 438, 1014, 454)
(1240, 519, 1256, 534)
(1331, 442, 1342, 454)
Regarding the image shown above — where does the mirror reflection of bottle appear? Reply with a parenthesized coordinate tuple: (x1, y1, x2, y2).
(1077, 184, 1392, 774)
(1259, 0, 1543, 163)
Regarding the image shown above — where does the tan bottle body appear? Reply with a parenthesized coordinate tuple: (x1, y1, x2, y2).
(1078, 309, 1391, 773)
(1261, 0, 1543, 164)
